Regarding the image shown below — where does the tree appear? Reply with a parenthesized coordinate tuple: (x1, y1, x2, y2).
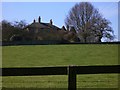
(2, 20, 15, 41)
(2, 20, 27, 41)
(65, 2, 114, 42)
(13, 20, 27, 29)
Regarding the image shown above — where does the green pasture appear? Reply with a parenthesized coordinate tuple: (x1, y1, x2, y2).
(2, 44, 119, 89)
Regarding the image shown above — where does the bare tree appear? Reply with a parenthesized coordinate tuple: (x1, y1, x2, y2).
(65, 2, 114, 42)
(13, 20, 27, 29)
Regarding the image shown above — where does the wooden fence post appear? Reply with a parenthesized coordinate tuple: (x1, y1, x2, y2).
(68, 66, 76, 90)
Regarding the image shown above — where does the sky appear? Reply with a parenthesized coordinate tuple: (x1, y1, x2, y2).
(1, 1, 119, 41)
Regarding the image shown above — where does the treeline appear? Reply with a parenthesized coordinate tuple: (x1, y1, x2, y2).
(1, 20, 72, 45)
(1, 20, 37, 42)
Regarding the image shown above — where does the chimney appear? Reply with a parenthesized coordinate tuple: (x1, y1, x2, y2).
(62, 26, 66, 31)
(38, 16, 41, 23)
(50, 19, 53, 25)
(33, 19, 35, 23)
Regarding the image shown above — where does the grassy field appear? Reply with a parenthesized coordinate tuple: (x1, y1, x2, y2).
(2, 44, 119, 89)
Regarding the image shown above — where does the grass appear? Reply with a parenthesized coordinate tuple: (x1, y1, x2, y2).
(2, 44, 118, 67)
(2, 44, 119, 89)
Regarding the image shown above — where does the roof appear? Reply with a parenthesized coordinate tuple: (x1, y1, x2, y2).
(25, 22, 60, 30)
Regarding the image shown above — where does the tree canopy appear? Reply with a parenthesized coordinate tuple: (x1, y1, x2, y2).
(65, 2, 114, 42)
(2, 20, 29, 42)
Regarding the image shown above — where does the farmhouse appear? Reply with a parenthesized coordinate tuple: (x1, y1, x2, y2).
(25, 16, 60, 33)
(24, 16, 79, 43)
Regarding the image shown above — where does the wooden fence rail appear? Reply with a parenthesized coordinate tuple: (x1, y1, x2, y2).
(1, 65, 120, 90)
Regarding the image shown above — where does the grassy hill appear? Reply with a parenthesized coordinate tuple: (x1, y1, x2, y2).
(2, 44, 119, 89)
(2, 44, 118, 67)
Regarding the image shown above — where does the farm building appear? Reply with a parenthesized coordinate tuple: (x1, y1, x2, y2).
(24, 16, 79, 43)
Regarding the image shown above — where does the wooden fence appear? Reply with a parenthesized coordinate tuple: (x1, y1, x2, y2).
(1, 65, 120, 90)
